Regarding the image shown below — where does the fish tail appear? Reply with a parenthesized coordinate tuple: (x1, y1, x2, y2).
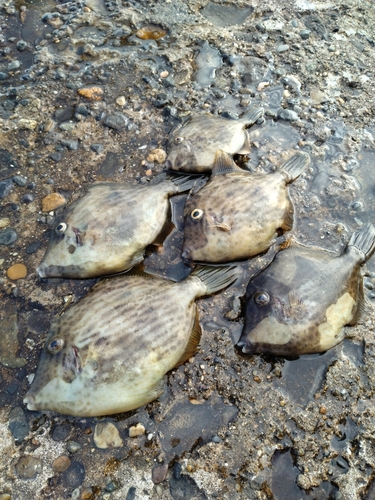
(166, 172, 206, 193)
(240, 107, 264, 125)
(192, 265, 239, 296)
(281, 151, 310, 181)
(348, 223, 375, 261)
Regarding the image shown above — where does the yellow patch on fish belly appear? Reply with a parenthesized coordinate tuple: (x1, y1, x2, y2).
(318, 292, 356, 351)
(249, 315, 293, 345)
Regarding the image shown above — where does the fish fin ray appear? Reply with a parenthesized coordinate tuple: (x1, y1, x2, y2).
(349, 281, 372, 325)
(174, 309, 202, 367)
(212, 150, 245, 176)
(237, 131, 251, 154)
(281, 197, 295, 232)
(192, 265, 239, 296)
(281, 151, 310, 181)
(240, 107, 264, 126)
(347, 223, 375, 261)
(166, 172, 207, 192)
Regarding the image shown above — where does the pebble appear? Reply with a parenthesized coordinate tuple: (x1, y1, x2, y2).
(0, 494, 11, 500)
(0, 179, 14, 199)
(67, 440, 82, 453)
(277, 44, 289, 53)
(93, 422, 123, 449)
(42, 193, 67, 212)
(116, 96, 126, 106)
(62, 461, 85, 488)
(61, 139, 79, 150)
(126, 487, 136, 500)
(18, 119, 38, 130)
(152, 463, 168, 484)
(90, 143, 104, 153)
(136, 25, 167, 40)
(7, 263, 27, 280)
(50, 152, 62, 162)
(52, 455, 71, 472)
(8, 406, 29, 442)
(77, 86, 103, 100)
(300, 30, 311, 40)
(129, 423, 146, 437)
(277, 108, 299, 121)
(147, 148, 167, 164)
(12, 175, 27, 187)
(0, 228, 18, 246)
(0, 72, 9, 80)
(21, 193, 35, 204)
(0, 218, 10, 229)
(8, 60, 21, 71)
(15, 455, 42, 479)
(103, 113, 129, 132)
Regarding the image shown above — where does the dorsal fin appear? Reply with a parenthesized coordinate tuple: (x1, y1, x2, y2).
(212, 150, 245, 176)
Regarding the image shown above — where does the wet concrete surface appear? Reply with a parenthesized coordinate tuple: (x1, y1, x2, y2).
(1, 0, 375, 498)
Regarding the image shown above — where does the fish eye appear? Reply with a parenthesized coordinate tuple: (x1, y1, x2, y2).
(174, 136, 184, 144)
(254, 292, 270, 306)
(47, 337, 65, 354)
(191, 208, 204, 220)
(55, 222, 67, 234)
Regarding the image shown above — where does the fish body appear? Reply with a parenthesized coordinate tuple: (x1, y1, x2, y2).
(182, 150, 310, 263)
(37, 174, 198, 279)
(237, 224, 375, 356)
(24, 266, 238, 416)
(165, 107, 264, 173)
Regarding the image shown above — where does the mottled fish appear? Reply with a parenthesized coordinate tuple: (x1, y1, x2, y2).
(237, 223, 375, 357)
(24, 266, 238, 416)
(37, 174, 200, 279)
(165, 107, 264, 173)
(182, 150, 310, 263)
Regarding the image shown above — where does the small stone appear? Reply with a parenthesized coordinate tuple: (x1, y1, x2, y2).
(12, 175, 27, 187)
(81, 488, 94, 499)
(152, 463, 168, 484)
(103, 113, 129, 132)
(67, 441, 82, 453)
(50, 152, 62, 162)
(90, 143, 104, 153)
(0, 228, 18, 246)
(136, 25, 167, 40)
(277, 108, 299, 121)
(116, 96, 126, 106)
(15, 455, 42, 479)
(277, 44, 289, 53)
(26, 241, 42, 254)
(7, 263, 27, 280)
(8, 60, 22, 71)
(299, 30, 310, 40)
(0, 72, 9, 80)
(61, 139, 79, 150)
(0, 218, 10, 229)
(21, 193, 35, 204)
(93, 422, 123, 449)
(52, 455, 71, 472)
(0, 494, 11, 500)
(160, 70, 169, 78)
(78, 86, 103, 100)
(147, 148, 167, 164)
(310, 88, 328, 105)
(8, 406, 29, 442)
(42, 193, 67, 212)
(319, 406, 327, 415)
(129, 423, 146, 437)
(257, 81, 269, 92)
(0, 179, 14, 199)
(18, 119, 38, 130)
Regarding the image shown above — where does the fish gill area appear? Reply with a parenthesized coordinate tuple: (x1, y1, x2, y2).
(0, 0, 375, 499)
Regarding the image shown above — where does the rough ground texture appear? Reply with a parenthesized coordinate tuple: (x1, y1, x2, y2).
(0, 0, 375, 499)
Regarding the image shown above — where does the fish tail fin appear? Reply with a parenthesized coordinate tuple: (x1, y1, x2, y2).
(281, 151, 310, 181)
(240, 107, 264, 125)
(348, 223, 375, 261)
(166, 172, 206, 193)
(192, 265, 239, 296)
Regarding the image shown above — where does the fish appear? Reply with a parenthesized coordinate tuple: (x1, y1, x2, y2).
(237, 223, 375, 357)
(182, 149, 310, 263)
(165, 107, 264, 173)
(37, 173, 201, 279)
(24, 265, 238, 416)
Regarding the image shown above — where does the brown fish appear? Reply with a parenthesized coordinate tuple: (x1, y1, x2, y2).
(237, 224, 375, 357)
(165, 107, 264, 173)
(37, 174, 200, 279)
(182, 150, 310, 263)
(24, 265, 238, 416)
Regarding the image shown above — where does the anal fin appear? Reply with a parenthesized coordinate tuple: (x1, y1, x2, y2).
(174, 309, 202, 367)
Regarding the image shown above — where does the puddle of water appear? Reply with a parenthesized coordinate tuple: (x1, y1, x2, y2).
(194, 41, 222, 89)
(200, 2, 253, 27)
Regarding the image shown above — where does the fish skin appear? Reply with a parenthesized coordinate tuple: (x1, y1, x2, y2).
(182, 150, 310, 263)
(165, 107, 264, 173)
(37, 175, 199, 279)
(237, 223, 375, 357)
(24, 265, 238, 417)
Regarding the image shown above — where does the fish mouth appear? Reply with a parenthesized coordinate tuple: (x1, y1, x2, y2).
(36, 264, 48, 278)
(235, 340, 256, 354)
(23, 393, 37, 411)
(181, 247, 192, 260)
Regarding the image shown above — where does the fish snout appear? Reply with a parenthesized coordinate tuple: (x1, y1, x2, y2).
(181, 247, 192, 260)
(36, 264, 48, 278)
(235, 339, 256, 355)
(23, 393, 36, 411)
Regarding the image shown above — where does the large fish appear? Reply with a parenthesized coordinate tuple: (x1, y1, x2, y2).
(237, 224, 375, 357)
(165, 107, 264, 173)
(24, 265, 238, 416)
(182, 150, 310, 263)
(37, 174, 200, 279)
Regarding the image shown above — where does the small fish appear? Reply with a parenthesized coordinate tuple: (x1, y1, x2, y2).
(165, 107, 264, 173)
(237, 223, 375, 357)
(182, 150, 310, 263)
(37, 174, 200, 279)
(24, 265, 238, 416)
